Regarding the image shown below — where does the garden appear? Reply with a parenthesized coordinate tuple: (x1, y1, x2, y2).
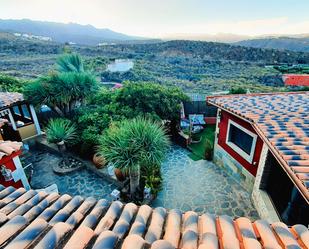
(21, 53, 188, 203)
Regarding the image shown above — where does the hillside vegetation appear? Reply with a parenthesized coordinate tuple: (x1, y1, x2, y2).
(1, 33, 309, 93)
(235, 36, 309, 53)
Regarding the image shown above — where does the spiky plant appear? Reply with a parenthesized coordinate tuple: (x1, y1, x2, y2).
(56, 53, 84, 73)
(24, 72, 97, 117)
(46, 118, 77, 145)
(99, 118, 170, 196)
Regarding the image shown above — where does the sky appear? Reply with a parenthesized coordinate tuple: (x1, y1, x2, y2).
(0, 0, 309, 38)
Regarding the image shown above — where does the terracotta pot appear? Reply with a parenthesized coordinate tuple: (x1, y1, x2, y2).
(93, 152, 106, 169)
(57, 141, 66, 153)
(114, 168, 125, 182)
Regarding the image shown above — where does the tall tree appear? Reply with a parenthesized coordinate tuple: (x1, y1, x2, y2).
(24, 54, 98, 117)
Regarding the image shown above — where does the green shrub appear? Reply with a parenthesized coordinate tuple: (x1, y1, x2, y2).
(229, 87, 247, 94)
(0, 74, 25, 92)
(142, 164, 162, 195)
(46, 118, 78, 145)
(204, 139, 214, 161)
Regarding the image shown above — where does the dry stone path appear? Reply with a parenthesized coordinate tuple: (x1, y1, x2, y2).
(151, 145, 259, 219)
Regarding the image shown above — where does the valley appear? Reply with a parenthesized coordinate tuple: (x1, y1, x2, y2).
(1, 32, 309, 93)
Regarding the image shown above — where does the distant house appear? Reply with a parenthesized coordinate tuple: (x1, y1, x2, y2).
(282, 74, 309, 86)
(207, 92, 309, 225)
(0, 92, 41, 143)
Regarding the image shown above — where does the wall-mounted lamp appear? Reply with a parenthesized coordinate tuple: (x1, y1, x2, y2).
(1, 165, 13, 181)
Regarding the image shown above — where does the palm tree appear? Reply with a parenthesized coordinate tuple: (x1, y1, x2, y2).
(24, 71, 98, 117)
(99, 118, 169, 196)
(56, 53, 84, 73)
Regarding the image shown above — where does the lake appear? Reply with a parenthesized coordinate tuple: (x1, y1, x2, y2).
(106, 59, 134, 72)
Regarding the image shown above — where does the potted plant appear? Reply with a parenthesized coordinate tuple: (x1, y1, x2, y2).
(204, 139, 214, 161)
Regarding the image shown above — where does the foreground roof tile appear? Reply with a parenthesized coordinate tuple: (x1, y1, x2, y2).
(0, 185, 307, 249)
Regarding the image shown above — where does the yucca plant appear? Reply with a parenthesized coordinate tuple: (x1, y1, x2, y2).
(46, 118, 78, 150)
(99, 118, 170, 197)
(56, 53, 84, 73)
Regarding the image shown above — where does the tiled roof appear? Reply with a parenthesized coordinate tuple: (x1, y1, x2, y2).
(0, 141, 23, 160)
(0, 186, 308, 249)
(207, 92, 309, 202)
(0, 92, 24, 110)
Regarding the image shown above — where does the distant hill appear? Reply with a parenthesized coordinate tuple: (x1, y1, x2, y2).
(163, 33, 250, 43)
(235, 36, 309, 52)
(0, 19, 143, 45)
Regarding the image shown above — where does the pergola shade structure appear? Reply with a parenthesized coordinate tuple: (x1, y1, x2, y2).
(0, 92, 41, 141)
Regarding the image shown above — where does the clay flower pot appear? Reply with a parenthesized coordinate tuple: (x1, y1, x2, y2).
(93, 152, 106, 169)
(114, 168, 125, 182)
(57, 141, 66, 153)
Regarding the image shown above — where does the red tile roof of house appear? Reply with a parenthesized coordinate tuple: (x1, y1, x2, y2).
(207, 91, 309, 203)
(0, 118, 8, 128)
(283, 74, 309, 86)
(0, 185, 308, 249)
(0, 141, 23, 160)
(0, 92, 24, 110)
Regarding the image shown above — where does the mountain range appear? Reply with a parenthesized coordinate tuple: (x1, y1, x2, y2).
(0, 19, 142, 45)
(0, 19, 308, 52)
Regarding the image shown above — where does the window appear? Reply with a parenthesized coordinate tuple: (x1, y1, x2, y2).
(21, 104, 31, 119)
(13, 106, 21, 115)
(10, 104, 33, 128)
(226, 119, 257, 163)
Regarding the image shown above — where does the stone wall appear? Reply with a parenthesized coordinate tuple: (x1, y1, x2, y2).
(213, 143, 255, 191)
(251, 144, 280, 222)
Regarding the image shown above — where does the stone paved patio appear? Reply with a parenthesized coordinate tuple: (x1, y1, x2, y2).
(29, 152, 117, 200)
(151, 146, 259, 219)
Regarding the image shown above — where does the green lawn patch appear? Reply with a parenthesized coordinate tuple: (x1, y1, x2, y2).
(188, 125, 216, 161)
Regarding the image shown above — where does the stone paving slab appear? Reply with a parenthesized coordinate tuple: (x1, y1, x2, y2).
(29, 152, 117, 200)
(151, 146, 259, 219)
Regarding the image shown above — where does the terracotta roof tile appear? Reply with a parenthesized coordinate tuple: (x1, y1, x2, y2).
(34, 222, 72, 249)
(0, 185, 307, 249)
(93, 230, 119, 249)
(5, 218, 48, 249)
(0, 141, 23, 159)
(63, 225, 94, 249)
(0, 118, 8, 128)
(0, 92, 24, 110)
(207, 92, 309, 201)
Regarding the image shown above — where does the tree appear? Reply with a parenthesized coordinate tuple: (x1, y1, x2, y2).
(75, 83, 188, 154)
(56, 53, 84, 73)
(93, 82, 189, 121)
(99, 118, 169, 197)
(24, 72, 97, 117)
